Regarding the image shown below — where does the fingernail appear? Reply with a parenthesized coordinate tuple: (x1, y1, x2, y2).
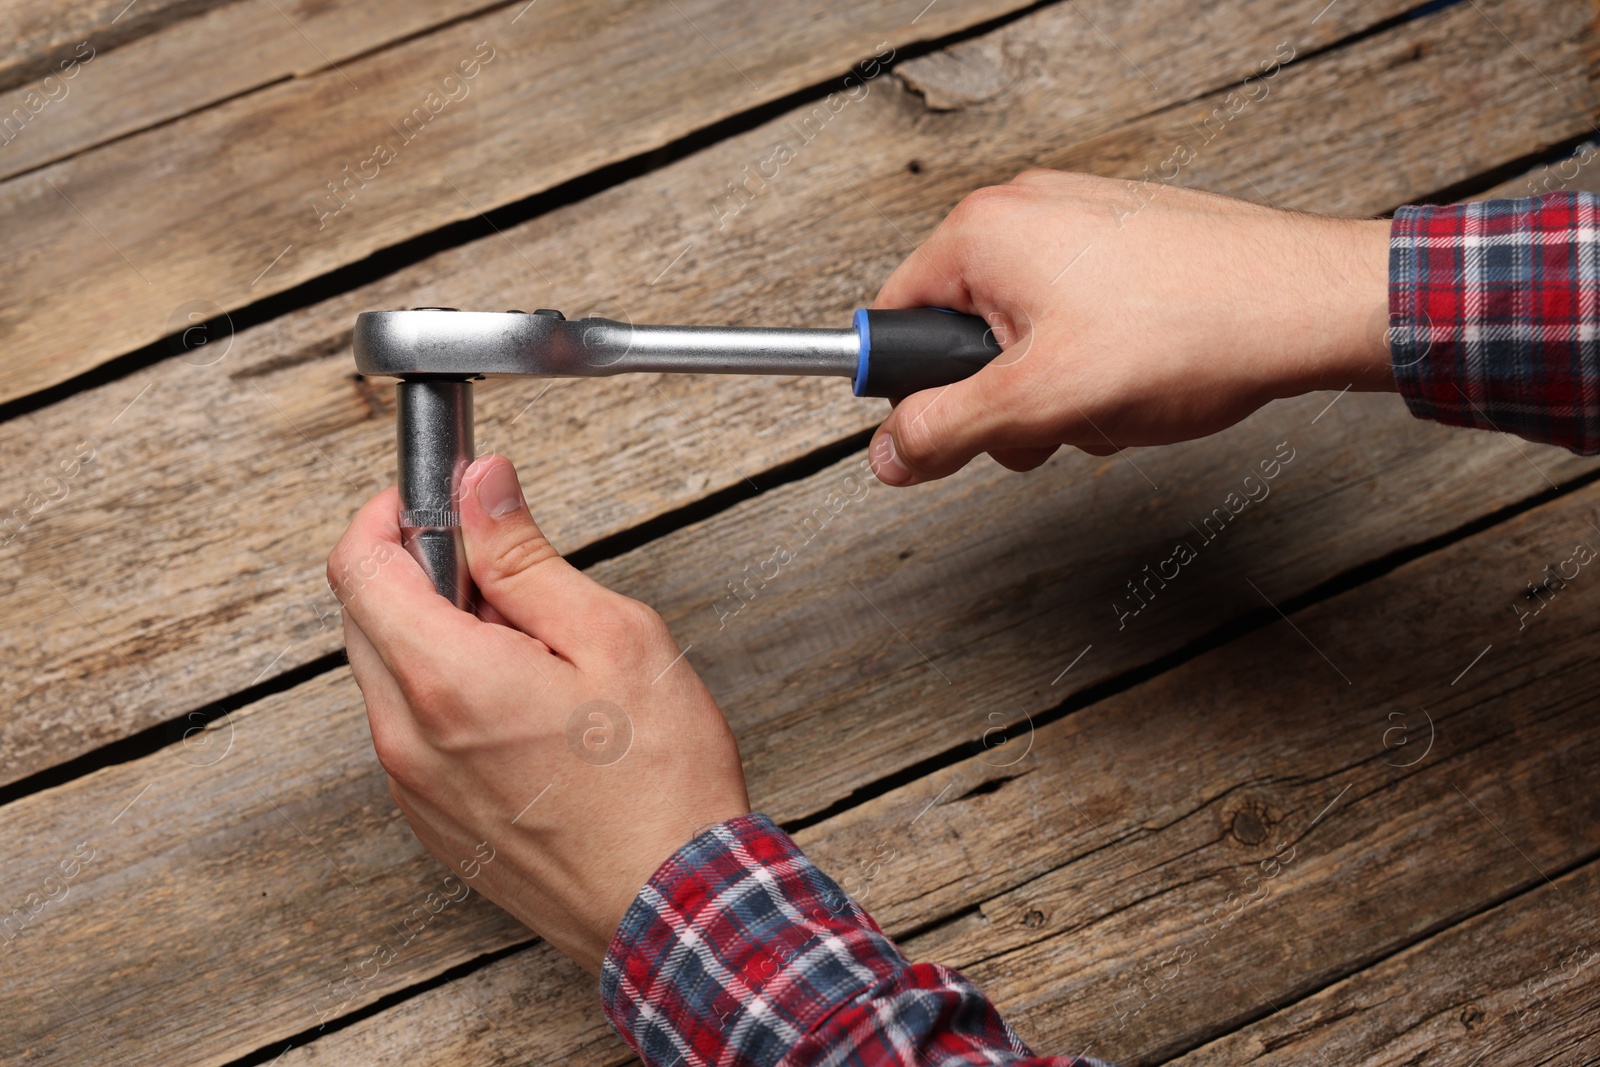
(870, 432, 916, 486)
(475, 460, 525, 519)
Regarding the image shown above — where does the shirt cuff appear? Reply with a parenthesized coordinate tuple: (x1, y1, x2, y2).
(1389, 191, 1600, 455)
(599, 812, 896, 1067)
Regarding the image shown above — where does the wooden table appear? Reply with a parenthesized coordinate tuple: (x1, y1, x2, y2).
(3, 0, 1598, 1063)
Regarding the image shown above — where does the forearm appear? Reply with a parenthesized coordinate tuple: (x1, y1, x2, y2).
(601, 814, 1110, 1067)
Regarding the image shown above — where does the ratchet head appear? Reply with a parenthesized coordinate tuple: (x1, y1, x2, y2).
(354, 308, 616, 378)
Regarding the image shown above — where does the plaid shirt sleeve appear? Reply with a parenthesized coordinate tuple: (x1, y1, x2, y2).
(600, 813, 1113, 1067)
(1389, 191, 1600, 454)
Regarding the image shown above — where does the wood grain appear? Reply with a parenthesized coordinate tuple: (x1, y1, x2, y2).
(0, 670, 557, 1066)
(875, 484, 1600, 1064)
(609, 386, 1594, 825)
(0, 0, 1050, 405)
(0, 0, 225, 94)
(1485, 139, 1600, 199)
(265, 386, 1600, 1067)
(0, 0, 1490, 786)
(1163, 862, 1600, 1066)
(2, 1, 1598, 1061)
(0, 0, 503, 182)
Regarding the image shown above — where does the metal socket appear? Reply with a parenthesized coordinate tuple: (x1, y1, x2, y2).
(397, 379, 475, 610)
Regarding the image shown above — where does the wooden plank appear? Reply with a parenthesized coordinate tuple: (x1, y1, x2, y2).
(1486, 139, 1600, 199)
(868, 490, 1600, 1064)
(0, 0, 502, 183)
(4, 4, 1592, 1062)
(0, 670, 557, 1066)
(1163, 864, 1600, 1066)
(0, 0, 1474, 785)
(0, 0, 1049, 405)
(263, 366, 1600, 1067)
(619, 391, 1594, 825)
(0, 0, 226, 94)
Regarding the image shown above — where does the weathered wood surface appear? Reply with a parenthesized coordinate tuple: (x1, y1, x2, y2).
(0, 0, 1423, 785)
(621, 390, 1593, 828)
(1485, 139, 1600, 200)
(1165, 862, 1600, 1066)
(3, 0, 1591, 788)
(0, 0, 498, 182)
(875, 489, 1600, 1064)
(312, 142, 1600, 1066)
(0, 670, 546, 1066)
(0, 0, 224, 93)
(4, 0, 1599, 1064)
(0, 0, 1047, 405)
(268, 398, 1600, 1067)
(8, 229, 1600, 1067)
(20, 386, 1595, 1067)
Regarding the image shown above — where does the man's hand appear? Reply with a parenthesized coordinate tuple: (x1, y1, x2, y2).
(868, 169, 1395, 486)
(327, 456, 749, 974)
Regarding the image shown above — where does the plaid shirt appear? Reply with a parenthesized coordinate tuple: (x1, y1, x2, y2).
(602, 814, 1109, 1067)
(1391, 192, 1600, 454)
(600, 194, 1600, 1067)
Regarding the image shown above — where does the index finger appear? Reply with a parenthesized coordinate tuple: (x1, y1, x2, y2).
(872, 226, 973, 313)
(327, 487, 486, 673)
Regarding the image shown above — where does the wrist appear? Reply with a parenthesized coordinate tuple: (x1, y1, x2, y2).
(585, 804, 751, 973)
(1266, 215, 1395, 399)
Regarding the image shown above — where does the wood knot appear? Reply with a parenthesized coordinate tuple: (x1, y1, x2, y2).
(1386, 40, 1430, 71)
(1021, 908, 1046, 929)
(1229, 800, 1275, 846)
(895, 38, 1014, 111)
(1459, 1004, 1485, 1031)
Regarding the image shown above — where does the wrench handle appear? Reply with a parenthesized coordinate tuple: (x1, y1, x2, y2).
(850, 309, 1002, 397)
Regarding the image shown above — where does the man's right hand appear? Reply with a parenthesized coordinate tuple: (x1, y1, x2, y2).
(867, 170, 1395, 486)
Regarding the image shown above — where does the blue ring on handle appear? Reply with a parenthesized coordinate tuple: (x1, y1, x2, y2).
(852, 308, 871, 396)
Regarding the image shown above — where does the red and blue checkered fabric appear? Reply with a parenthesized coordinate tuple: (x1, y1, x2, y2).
(1390, 192, 1600, 454)
(601, 813, 1111, 1067)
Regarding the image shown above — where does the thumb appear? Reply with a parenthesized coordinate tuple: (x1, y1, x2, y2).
(459, 454, 604, 643)
(869, 375, 1006, 486)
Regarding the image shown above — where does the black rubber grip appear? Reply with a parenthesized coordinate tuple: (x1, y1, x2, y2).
(855, 309, 1001, 398)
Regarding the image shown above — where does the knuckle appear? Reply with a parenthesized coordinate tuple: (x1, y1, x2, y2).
(894, 406, 944, 471)
(325, 543, 351, 596)
(486, 533, 562, 587)
(949, 184, 1013, 226)
(622, 596, 671, 641)
(1009, 169, 1115, 211)
(395, 665, 454, 725)
(370, 721, 423, 788)
(580, 594, 663, 656)
(1009, 167, 1058, 186)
